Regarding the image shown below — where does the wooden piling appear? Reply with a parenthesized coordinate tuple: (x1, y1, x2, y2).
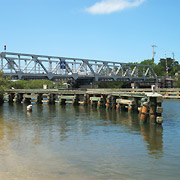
(140, 102, 149, 124)
(149, 97, 156, 124)
(156, 96, 163, 124)
(3, 89, 164, 125)
(36, 94, 43, 104)
(14, 93, 23, 103)
(8, 93, 15, 103)
(128, 104, 133, 113)
(47, 94, 55, 104)
(116, 103, 120, 110)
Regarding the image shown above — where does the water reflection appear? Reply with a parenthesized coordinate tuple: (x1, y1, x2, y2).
(140, 124, 163, 158)
(0, 104, 164, 158)
(82, 106, 164, 158)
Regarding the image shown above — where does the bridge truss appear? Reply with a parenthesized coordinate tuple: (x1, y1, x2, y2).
(0, 52, 157, 82)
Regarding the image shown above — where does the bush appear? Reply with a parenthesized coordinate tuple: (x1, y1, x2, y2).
(7, 80, 55, 89)
(97, 81, 126, 88)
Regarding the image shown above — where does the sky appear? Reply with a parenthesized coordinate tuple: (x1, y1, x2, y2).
(0, 0, 180, 64)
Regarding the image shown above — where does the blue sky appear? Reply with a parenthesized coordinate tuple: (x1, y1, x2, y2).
(0, 0, 180, 64)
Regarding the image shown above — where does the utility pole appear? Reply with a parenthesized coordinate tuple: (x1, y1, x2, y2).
(152, 45, 157, 62)
(172, 52, 175, 68)
(165, 51, 168, 77)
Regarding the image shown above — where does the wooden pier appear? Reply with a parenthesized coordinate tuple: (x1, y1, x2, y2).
(2, 89, 164, 125)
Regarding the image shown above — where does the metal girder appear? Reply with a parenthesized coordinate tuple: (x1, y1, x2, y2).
(0, 52, 157, 82)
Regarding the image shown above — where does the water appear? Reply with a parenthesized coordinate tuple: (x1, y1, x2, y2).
(0, 100, 180, 180)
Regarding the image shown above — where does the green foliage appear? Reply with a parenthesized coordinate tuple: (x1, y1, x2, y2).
(157, 58, 180, 77)
(97, 81, 125, 88)
(176, 75, 180, 88)
(140, 59, 154, 66)
(140, 58, 180, 77)
(0, 71, 8, 96)
(8, 80, 55, 89)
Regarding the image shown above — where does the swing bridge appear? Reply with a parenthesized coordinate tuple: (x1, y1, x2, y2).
(0, 52, 157, 83)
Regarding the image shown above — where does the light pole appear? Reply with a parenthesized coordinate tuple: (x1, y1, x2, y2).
(152, 45, 157, 62)
(165, 51, 168, 77)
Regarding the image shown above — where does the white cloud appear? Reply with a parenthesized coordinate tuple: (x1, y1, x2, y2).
(86, 0, 146, 14)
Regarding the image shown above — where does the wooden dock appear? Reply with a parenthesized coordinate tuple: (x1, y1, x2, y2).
(2, 88, 165, 125)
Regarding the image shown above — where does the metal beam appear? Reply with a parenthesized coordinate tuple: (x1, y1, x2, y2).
(0, 52, 157, 82)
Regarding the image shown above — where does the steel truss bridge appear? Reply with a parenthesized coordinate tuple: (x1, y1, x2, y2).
(0, 52, 157, 82)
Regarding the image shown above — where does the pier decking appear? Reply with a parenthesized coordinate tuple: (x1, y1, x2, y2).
(2, 88, 166, 125)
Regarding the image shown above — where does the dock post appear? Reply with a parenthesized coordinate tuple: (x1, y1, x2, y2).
(140, 101, 149, 124)
(0, 94, 4, 104)
(8, 93, 15, 103)
(116, 103, 120, 110)
(36, 94, 43, 104)
(90, 99, 93, 106)
(48, 94, 55, 104)
(23, 94, 31, 104)
(72, 95, 79, 105)
(149, 97, 157, 123)
(111, 96, 116, 109)
(14, 93, 23, 103)
(105, 95, 111, 109)
(128, 104, 133, 113)
(87, 94, 90, 104)
(156, 96, 163, 125)
(97, 100, 101, 109)
(98, 95, 105, 109)
(133, 97, 139, 112)
(58, 96, 66, 105)
(82, 95, 87, 105)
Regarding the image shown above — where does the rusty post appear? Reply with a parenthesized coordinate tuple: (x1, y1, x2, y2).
(116, 103, 120, 110)
(128, 104, 133, 113)
(140, 102, 149, 124)
(149, 97, 156, 123)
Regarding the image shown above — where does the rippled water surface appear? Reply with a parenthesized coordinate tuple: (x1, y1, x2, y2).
(0, 100, 180, 180)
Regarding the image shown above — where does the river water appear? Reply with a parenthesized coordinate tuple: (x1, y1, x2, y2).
(0, 100, 180, 180)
